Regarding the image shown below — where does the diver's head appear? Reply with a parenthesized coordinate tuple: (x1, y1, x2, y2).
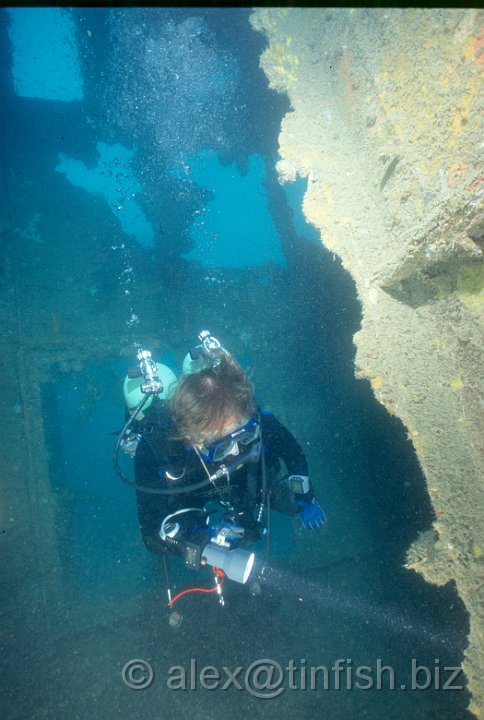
(170, 352, 256, 448)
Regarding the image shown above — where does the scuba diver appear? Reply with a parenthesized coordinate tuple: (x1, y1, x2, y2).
(114, 331, 326, 608)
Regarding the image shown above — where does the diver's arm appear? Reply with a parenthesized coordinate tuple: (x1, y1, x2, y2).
(261, 412, 326, 528)
(260, 412, 313, 495)
(134, 437, 175, 554)
(134, 436, 209, 555)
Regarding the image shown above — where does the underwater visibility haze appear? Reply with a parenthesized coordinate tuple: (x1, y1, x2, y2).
(0, 7, 479, 720)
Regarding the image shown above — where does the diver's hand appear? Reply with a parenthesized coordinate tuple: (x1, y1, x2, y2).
(222, 512, 262, 543)
(296, 498, 326, 529)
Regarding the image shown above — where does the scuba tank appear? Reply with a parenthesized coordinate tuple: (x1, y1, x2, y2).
(123, 352, 177, 418)
(119, 331, 224, 457)
(120, 351, 177, 457)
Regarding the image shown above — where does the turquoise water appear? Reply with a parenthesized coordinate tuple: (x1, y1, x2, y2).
(1, 8, 471, 720)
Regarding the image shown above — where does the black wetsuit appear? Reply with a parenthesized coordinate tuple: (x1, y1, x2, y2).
(134, 404, 314, 556)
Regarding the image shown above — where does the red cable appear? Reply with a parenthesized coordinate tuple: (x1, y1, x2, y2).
(168, 568, 225, 607)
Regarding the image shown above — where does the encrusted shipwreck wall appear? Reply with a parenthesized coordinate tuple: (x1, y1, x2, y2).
(251, 7, 483, 717)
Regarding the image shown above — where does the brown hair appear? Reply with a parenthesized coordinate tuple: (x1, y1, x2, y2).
(170, 353, 255, 442)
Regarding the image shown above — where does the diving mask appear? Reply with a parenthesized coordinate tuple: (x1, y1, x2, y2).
(197, 418, 261, 463)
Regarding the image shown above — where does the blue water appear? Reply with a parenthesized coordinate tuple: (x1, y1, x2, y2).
(1, 7, 471, 720)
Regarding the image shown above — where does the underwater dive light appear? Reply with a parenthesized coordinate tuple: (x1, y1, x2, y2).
(202, 544, 255, 585)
